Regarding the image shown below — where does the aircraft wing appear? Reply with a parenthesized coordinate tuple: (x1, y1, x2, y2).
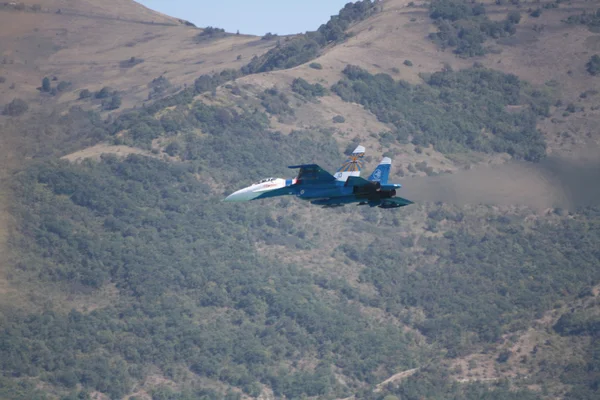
(345, 176, 376, 187)
(288, 164, 336, 183)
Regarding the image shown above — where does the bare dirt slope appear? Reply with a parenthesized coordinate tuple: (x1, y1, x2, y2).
(0, 0, 276, 109)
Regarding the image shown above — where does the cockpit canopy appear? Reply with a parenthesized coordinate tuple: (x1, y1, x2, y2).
(254, 177, 276, 185)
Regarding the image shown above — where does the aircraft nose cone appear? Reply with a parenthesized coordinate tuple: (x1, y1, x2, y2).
(223, 187, 258, 202)
(224, 190, 243, 202)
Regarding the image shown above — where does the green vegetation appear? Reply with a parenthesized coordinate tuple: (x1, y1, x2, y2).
(42, 76, 51, 92)
(94, 86, 114, 99)
(0, 377, 49, 400)
(530, 8, 542, 18)
(261, 32, 278, 40)
(78, 89, 92, 99)
(564, 8, 600, 29)
(3, 98, 28, 116)
(429, 0, 520, 57)
(403, 59, 413, 67)
(196, 26, 226, 40)
(507, 10, 521, 24)
(242, 0, 378, 73)
(260, 87, 293, 115)
(350, 205, 600, 355)
(358, 367, 542, 400)
(56, 81, 72, 92)
(291, 77, 327, 98)
(1, 3, 599, 397)
(309, 62, 323, 70)
(554, 309, 600, 336)
(553, 307, 600, 398)
(192, 68, 241, 96)
(586, 54, 600, 76)
(119, 56, 144, 68)
(5, 153, 417, 398)
(332, 64, 549, 161)
(103, 94, 122, 111)
(147, 75, 172, 100)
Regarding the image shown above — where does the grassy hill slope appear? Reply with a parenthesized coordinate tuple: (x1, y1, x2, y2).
(0, 0, 276, 110)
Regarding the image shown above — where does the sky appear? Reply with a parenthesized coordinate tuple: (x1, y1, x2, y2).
(135, 0, 351, 36)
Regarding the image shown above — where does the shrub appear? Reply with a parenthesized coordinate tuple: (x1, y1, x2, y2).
(242, 0, 377, 73)
(103, 94, 122, 111)
(530, 8, 542, 18)
(497, 350, 512, 363)
(262, 32, 278, 40)
(3, 98, 28, 116)
(332, 64, 548, 161)
(428, 0, 519, 57)
(309, 62, 323, 70)
(197, 26, 226, 40)
(586, 54, 600, 76)
(332, 115, 346, 123)
(79, 89, 92, 99)
(507, 11, 521, 24)
(95, 87, 113, 99)
(165, 141, 181, 156)
(403, 59, 413, 67)
(42, 76, 51, 92)
(147, 75, 172, 100)
(291, 78, 327, 98)
(57, 81, 72, 92)
(119, 57, 144, 68)
(260, 87, 293, 115)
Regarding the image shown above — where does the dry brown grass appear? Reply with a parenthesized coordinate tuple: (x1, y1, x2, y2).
(0, 0, 275, 110)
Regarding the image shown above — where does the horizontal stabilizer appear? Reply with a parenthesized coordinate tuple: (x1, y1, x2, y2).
(288, 164, 336, 183)
(381, 183, 402, 190)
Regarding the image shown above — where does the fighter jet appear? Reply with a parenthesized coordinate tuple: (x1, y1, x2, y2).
(224, 145, 413, 209)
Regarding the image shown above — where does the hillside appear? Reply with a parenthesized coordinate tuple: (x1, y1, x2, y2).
(1, 0, 600, 399)
(0, 0, 276, 109)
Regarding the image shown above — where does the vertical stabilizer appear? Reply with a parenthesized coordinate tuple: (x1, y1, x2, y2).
(334, 145, 365, 182)
(368, 157, 391, 184)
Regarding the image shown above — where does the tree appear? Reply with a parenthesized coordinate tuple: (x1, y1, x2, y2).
(42, 77, 51, 92)
(95, 87, 112, 99)
(507, 11, 521, 24)
(57, 81, 71, 92)
(79, 89, 92, 99)
(103, 94, 122, 110)
(530, 8, 542, 18)
(586, 55, 600, 76)
(3, 98, 28, 116)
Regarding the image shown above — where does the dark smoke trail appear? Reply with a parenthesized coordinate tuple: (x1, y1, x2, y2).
(399, 153, 600, 210)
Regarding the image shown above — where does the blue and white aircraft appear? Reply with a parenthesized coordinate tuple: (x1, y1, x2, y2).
(224, 145, 413, 209)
